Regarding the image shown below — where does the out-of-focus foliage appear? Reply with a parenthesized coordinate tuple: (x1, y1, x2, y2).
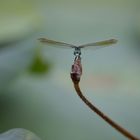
(29, 48, 51, 74)
(0, 0, 42, 44)
(0, 128, 41, 140)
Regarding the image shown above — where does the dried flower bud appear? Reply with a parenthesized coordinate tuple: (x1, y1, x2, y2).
(70, 56, 82, 84)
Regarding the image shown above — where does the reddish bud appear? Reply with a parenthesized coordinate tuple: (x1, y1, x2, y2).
(70, 57, 82, 84)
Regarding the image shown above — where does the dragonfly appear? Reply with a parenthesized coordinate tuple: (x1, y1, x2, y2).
(38, 38, 118, 59)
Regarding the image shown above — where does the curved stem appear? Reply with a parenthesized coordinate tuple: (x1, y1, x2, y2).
(73, 83, 140, 140)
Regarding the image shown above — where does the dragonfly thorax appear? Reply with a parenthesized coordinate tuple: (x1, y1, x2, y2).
(74, 47, 81, 56)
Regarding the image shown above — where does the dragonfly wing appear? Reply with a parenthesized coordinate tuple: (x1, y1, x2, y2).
(38, 38, 76, 49)
(78, 39, 118, 50)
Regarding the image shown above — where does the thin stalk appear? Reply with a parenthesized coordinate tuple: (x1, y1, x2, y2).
(73, 83, 140, 140)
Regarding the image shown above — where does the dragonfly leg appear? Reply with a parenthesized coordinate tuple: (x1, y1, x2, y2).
(74, 55, 81, 61)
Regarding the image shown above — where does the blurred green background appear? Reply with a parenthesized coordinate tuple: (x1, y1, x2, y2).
(0, 0, 140, 140)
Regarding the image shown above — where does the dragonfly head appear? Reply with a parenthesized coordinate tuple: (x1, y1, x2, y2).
(74, 47, 81, 57)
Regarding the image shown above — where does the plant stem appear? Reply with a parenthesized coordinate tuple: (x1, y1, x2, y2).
(73, 83, 140, 140)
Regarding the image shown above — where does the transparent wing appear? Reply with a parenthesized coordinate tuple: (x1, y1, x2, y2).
(78, 39, 118, 50)
(38, 38, 76, 49)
